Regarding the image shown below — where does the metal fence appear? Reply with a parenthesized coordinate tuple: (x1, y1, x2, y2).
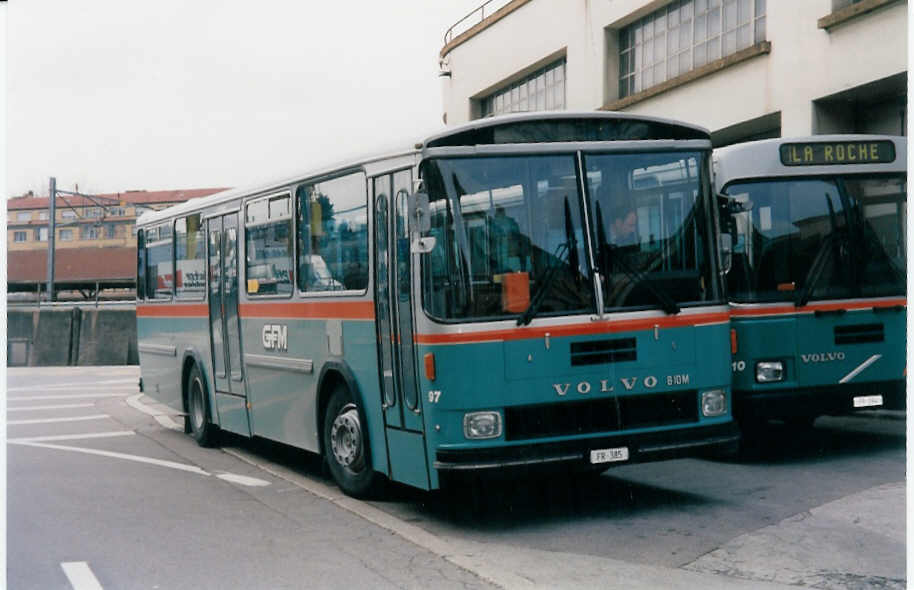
(444, 0, 515, 45)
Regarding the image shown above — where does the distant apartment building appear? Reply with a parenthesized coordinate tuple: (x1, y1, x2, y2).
(439, 0, 906, 144)
(7, 187, 227, 297)
(7, 188, 226, 252)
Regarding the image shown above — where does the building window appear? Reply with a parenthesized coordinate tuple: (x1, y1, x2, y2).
(16, 212, 31, 222)
(84, 207, 103, 218)
(62, 210, 77, 219)
(105, 223, 118, 239)
(60, 229, 73, 241)
(619, 0, 766, 98)
(80, 226, 101, 240)
(35, 227, 48, 242)
(39, 211, 49, 220)
(480, 59, 566, 118)
(13, 231, 27, 243)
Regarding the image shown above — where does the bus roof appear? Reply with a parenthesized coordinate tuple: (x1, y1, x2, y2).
(137, 147, 418, 227)
(138, 111, 711, 227)
(713, 134, 907, 190)
(424, 111, 710, 148)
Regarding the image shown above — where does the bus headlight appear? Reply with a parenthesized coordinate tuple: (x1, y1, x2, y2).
(463, 411, 502, 439)
(756, 361, 784, 383)
(701, 389, 728, 417)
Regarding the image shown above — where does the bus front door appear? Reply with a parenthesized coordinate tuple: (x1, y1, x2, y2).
(373, 170, 430, 490)
(207, 213, 251, 436)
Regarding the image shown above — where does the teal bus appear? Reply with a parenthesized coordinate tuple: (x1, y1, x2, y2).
(715, 136, 906, 429)
(136, 112, 738, 497)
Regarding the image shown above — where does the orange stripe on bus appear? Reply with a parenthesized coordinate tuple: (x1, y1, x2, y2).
(238, 300, 376, 320)
(730, 297, 906, 318)
(414, 312, 729, 344)
(136, 304, 208, 318)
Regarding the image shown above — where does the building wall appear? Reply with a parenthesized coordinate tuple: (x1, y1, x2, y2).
(440, 0, 906, 140)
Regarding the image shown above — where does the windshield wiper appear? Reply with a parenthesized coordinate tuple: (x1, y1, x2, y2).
(795, 193, 844, 307)
(518, 197, 578, 326)
(517, 242, 569, 326)
(795, 232, 841, 307)
(594, 202, 680, 315)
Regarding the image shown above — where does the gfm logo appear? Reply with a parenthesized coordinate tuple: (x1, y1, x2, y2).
(262, 324, 288, 352)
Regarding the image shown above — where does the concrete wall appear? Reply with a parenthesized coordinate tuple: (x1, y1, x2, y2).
(440, 0, 907, 138)
(7, 305, 138, 366)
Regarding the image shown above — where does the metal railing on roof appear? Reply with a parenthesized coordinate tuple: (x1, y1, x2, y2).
(444, 0, 514, 46)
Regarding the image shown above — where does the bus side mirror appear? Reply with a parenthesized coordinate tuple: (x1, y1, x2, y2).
(409, 192, 431, 234)
(409, 191, 436, 253)
(719, 233, 733, 275)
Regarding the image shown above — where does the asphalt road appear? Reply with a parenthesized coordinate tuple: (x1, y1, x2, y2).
(7, 366, 906, 589)
(7, 367, 496, 590)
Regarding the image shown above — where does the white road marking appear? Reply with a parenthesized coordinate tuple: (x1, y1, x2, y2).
(8, 403, 95, 412)
(8, 431, 135, 443)
(61, 561, 104, 590)
(216, 473, 271, 487)
(7, 394, 128, 401)
(9, 440, 211, 476)
(8, 414, 110, 426)
(8, 378, 138, 392)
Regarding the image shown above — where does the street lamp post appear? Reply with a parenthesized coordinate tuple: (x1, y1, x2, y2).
(46, 177, 57, 302)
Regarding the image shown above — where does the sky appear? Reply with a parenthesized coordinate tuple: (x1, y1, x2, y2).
(6, 0, 487, 197)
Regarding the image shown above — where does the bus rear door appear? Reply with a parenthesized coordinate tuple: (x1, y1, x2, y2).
(208, 213, 251, 436)
(373, 170, 429, 489)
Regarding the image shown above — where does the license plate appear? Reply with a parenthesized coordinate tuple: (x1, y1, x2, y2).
(590, 447, 629, 464)
(853, 395, 883, 408)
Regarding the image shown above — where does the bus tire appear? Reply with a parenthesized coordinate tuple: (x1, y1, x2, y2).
(323, 384, 382, 498)
(186, 363, 218, 447)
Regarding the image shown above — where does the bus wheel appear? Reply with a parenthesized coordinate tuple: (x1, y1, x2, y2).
(323, 385, 382, 498)
(186, 364, 218, 447)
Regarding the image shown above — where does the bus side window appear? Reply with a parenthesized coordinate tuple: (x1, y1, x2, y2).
(137, 229, 146, 300)
(245, 194, 293, 296)
(175, 214, 206, 300)
(146, 223, 174, 300)
(297, 172, 368, 292)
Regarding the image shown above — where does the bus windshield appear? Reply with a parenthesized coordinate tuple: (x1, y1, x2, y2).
(420, 154, 592, 321)
(724, 174, 906, 303)
(584, 151, 717, 312)
(420, 150, 721, 321)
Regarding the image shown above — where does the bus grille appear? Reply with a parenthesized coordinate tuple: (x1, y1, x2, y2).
(504, 391, 698, 441)
(570, 338, 636, 366)
(834, 323, 884, 345)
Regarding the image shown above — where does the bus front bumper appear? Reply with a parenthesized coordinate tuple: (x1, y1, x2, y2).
(734, 379, 905, 420)
(433, 421, 739, 472)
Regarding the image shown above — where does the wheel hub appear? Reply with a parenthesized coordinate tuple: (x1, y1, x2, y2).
(191, 379, 205, 430)
(330, 404, 363, 469)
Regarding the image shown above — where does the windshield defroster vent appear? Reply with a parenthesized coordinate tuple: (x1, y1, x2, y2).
(571, 338, 636, 366)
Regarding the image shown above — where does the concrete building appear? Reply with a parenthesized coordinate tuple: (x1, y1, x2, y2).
(7, 187, 226, 299)
(439, 0, 906, 144)
(7, 188, 226, 252)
